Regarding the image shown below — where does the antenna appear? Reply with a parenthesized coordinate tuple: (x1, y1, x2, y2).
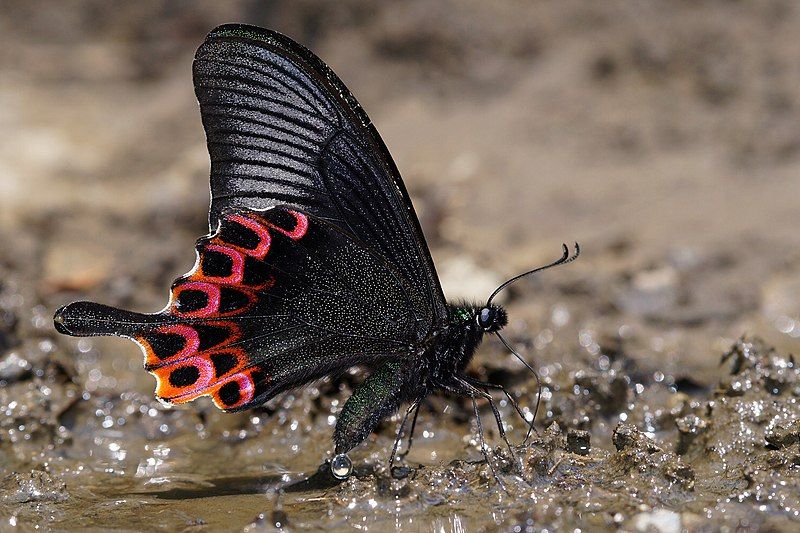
(486, 242, 580, 306)
(490, 242, 581, 442)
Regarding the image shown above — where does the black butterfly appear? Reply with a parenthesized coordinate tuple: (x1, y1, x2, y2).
(53, 24, 579, 481)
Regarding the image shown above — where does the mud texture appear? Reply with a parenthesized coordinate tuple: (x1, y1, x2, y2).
(2, 1, 800, 531)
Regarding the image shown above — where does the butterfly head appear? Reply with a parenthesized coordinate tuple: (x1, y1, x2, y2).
(480, 243, 581, 335)
(475, 305, 507, 333)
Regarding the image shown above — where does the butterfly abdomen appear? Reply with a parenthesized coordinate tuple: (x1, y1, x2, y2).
(334, 359, 423, 455)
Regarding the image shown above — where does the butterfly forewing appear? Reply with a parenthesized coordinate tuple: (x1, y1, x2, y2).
(193, 24, 447, 330)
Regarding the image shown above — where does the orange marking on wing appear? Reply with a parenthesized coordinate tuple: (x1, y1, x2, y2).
(149, 347, 250, 403)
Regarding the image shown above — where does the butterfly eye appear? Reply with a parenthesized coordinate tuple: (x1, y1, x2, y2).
(477, 307, 494, 330)
(476, 305, 508, 332)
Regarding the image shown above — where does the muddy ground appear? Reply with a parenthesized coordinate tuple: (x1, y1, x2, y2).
(1, 1, 799, 531)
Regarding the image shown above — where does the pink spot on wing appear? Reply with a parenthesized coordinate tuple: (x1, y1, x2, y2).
(203, 244, 245, 284)
(152, 355, 215, 401)
(150, 324, 200, 364)
(269, 210, 309, 240)
(213, 372, 255, 410)
(169, 357, 216, 399)
(173, 282, 221, 318)
(163, 324, 199, 354)
(141, 324, 202, 370)
(228, 214, 272, 258)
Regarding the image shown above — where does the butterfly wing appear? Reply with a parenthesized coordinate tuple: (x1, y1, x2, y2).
(193, 24, 447, 328)
(55, 25, 447, 416)
(55, 206, 427, 411)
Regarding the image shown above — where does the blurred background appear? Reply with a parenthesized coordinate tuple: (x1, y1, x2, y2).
(1, 1, 799, 530)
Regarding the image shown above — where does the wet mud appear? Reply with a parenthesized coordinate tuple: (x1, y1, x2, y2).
(2, 254, 800, 531)
(2, 1, 800, 531)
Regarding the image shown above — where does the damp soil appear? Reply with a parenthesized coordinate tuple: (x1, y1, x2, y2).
(2, 1, 800, 531)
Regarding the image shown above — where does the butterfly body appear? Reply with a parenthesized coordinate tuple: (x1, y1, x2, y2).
(332, 302, 506, 456)
(53, 24, 551, 475)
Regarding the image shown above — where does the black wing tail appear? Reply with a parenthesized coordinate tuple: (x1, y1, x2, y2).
(54, 302, 163, 337)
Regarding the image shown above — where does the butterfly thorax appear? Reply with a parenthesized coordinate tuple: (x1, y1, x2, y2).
(423, 303, 506, 388)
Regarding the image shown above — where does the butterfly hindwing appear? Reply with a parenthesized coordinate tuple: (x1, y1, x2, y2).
(55, 206, 424, 411)
(193, 24, 447, 331)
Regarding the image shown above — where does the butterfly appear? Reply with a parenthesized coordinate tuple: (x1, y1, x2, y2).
(53, 24, 579, 481)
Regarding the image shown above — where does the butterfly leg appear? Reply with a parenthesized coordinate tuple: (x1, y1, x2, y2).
(437, 379, 507, 491)
(457, 379, 521, 471)
(463, 377, 537, 442)
(388, 398, 422, 473)
(397, 400, 421, 461)
(470, 394, 507, 492)
(334, 359, 410, 456)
